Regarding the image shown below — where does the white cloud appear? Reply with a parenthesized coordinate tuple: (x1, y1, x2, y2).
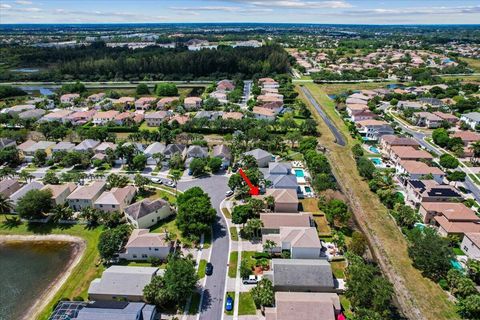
(170, 5, 272, 13)
(0, 4, 12, 9)
(15, 0, 33, 5)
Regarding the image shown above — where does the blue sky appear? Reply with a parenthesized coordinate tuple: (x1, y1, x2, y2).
(1, 0, 480, 24)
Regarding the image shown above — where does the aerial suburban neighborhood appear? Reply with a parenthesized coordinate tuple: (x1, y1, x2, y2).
(1, 2, 480, 320)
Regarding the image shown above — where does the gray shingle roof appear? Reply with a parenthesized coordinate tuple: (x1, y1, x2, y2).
(74, 301, 155, 320)
(164, 144, 186, 156)
(244, 148, 272, 160)
(271, 259, 334, 289)
(124, 198, 169, 220)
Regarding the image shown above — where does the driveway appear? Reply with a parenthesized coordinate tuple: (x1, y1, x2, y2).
(178, 175, 230, 320)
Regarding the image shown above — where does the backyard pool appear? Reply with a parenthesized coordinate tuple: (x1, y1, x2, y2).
(371, 158, 383, 166)
(294, 169, 305, 178)
(451, 259, 463, 271)
(305, 186, 312, 193)
(369, 146, 380, 154)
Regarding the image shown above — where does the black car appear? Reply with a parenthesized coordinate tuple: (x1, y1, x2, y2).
(205, 263, 213, 276)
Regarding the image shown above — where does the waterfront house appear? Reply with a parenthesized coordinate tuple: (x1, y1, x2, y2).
(10, 181, 44, 208)
(67, 181, 106, 211)
(94, 186, 136, 213)
(461, 233, 480, 261)
(42, 183, 77, 206)
(119, 229, 173, 261)
(88, 266, 160, 302)
(124, 198, 173, 229)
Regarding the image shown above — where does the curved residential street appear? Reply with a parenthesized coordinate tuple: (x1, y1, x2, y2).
(178, 175, 230, 320)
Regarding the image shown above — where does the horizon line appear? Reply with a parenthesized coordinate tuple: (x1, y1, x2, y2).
(1, 22, 480, 26)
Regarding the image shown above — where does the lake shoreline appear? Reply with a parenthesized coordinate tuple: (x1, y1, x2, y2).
(0, 235, 86, 320)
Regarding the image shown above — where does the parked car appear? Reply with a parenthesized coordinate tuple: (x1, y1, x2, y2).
(206, 262, 213, 276)
(242, 275, 260, 285)
(225, 190, 234, 197)
(225, 296, 233, 312)
(151, 178, 163, 184)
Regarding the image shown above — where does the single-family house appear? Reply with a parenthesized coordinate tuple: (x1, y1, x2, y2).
(87, 92, 106, 103)
(210, 91, 228, 104)
(243, 148, 273, 168)
(169, 114, 190, 125)
(355, 120, 394, 141)
(163, 144, 186, 159)
(263, 259, 335, 292)
(390, 146, 433, 163)
(461, 233, 480, 261)
(184, 97, 202, 110)
(433, 112, 459, 125)
(145, 142, 166, 165)
(60, 93, 80, 104)
(194, 111, 222, 121)
(351, 110, 376, 122)
(144, 111, 172, 127)
(94, 142, 117, 154)
(6, 104, 35, 116)
(18, 109, 46, 120)
(345, 97, 368, 105)
(17, 139, 37, 157)
(186, 145, 208, 159)
(51, 141, 76, 153)
(0, 179, 21, 198)
(259, 78, 280, 89)
(253, 106, 276, 121)
(396, 160, 445, 184)
(88, 266, 160, 302)
(212, 144, 232, 168)
(0, 138, 16, 149)
(119, 229, 173, 261)
(65, 110, 96, 125)
(217, 79, 235, 91)
(380, 135, 420, 156)
(67, 181, 106, 211)
(23, 141, 56, 158)
(10, 181, 44, 208)
(397, 101, 423, 110)
(405, 180, 462, 205)
(260, 213, 312, 235)
(56, 301, 157, 320)
(222, 112, 243, 120)
(135, 97, 156, 110)
(124, 199, 173, 229)
(265, 292, 341, 320)
(255, 188, 299, 213)
(419, 97, 444, 108)
(263, 227, 322, 259)
(433, 207, 480, 237)
(94, 186, 136, 212)
(40, 109, 73, 123)
(116, 96, 135, 107)
(419, 202, 477, 225)
(413, 112, 443, 128)
(452, 131, 480, 146)
(114, 112, 142, 126)
(74, 139, 101, 153)
(42, 183, 77, 206)
(157, 97, 179, 109)
(93, 110, 119, 125)
(346, 104, 368, 117)
(460, 112, 480, 130)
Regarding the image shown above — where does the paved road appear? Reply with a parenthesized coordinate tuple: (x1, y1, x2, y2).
(178, 175, 230, 320)
(390, 112, 480, 202)
(300, 86, 346, 146)
(240, 80, 252, 109)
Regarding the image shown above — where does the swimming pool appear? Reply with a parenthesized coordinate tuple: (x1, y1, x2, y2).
(371, 158, 382, 165)
(304, 186, 312, 193)
(451, 259, 463, 271)
(369, 146, 380, 154)
(295, 169, 305, 178)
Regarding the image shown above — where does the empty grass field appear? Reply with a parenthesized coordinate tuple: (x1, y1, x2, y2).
(228, 251, 238, 278)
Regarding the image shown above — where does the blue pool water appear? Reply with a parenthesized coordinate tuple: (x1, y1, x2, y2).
(451, 259, 463, 271)
(371, 158, 382, 165)
(369, 146, 380, 154)
(304, 186, 312, 193)
(295, 169, 305, 178)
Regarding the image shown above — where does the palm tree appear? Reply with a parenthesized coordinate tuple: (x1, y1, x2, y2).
(0, 167, 16, 179)
(0, 194, 13, 214)
(152, 153, 166, 169)
(170, 170, 182, 197)
(265, 196, 275, 212)
(471, 141, 480, 164)
(19, 170, 34, 183)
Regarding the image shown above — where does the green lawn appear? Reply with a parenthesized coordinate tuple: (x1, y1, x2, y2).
(453, 247, 465, 256)
(340, 295, 354, 319)
(222, 207, 232, 219)
(139, 121, 159, 132)
(225, 292, 234, 315)
(188, 291, 201, 314)
(331, 260, 347, 278)
(228, 251, 238, 278)
(230, 227, 239, 241)
(197, 259, 207, 279)
(238, 292, 257, 315)
(149, 215, 194, 247)
(0, 215, 103, 320)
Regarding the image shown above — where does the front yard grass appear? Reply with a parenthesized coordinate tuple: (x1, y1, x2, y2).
(228, 251, 238, 278)
(188, 291, 201, 314)
(238, 292, 257, 315)
(222, 207, 232, 219)
(0, 215, 104, 320)
(197, 259, 207, 279)
(230, 227, 239, 241)
(453, 247, 465, 256)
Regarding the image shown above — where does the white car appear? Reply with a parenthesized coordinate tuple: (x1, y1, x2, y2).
(225, 190, 234, 197)
(242, 275, 260, 285)
(151, 178, 163, 184)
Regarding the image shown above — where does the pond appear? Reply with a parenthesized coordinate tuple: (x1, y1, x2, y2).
(0, 241, 75, 320)
(19, 86, 57, 96)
